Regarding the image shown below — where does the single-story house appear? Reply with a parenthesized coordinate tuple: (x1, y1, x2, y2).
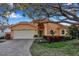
(9, 19, 68, 39)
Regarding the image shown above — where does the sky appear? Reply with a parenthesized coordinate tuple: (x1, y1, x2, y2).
(8, 13, 32, 25)
(8, 10, 32, 25)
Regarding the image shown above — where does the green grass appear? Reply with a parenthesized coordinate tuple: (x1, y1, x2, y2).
(30, 39, 79, 56)
(39, 42, 66, 48)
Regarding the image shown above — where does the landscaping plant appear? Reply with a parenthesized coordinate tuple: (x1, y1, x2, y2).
(68, 25, 79, 39)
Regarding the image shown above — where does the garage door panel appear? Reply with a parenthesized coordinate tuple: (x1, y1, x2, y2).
(13, 30, 35, 39)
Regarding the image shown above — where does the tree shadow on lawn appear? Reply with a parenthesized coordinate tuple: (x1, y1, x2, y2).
(31, 39, 79, 56)
(73, 42, 79, 48)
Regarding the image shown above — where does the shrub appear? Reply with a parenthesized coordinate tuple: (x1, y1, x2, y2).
(68, 25, 79, 39)
(0, 36, 4, 39)
(43, 36, 71, 42)
(54, 36, 62, 41)
(34, 35, 38, 37)
(43, 36, 62, 42)
(5, 33, 11, 40)
(60, 36, 71, 41)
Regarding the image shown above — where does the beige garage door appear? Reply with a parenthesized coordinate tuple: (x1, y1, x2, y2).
(13, 30, 35, 39)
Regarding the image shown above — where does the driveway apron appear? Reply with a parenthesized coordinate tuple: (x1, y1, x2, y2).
(0, 39, 34, 56)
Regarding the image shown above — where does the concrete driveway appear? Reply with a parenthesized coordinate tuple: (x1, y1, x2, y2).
(0, 39, 34, 56)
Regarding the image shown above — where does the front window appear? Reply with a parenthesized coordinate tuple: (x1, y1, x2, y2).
(61, 29, 65, 35)
(50, 30, 55, 36)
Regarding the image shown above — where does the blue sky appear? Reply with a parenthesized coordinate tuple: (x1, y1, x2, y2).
(0, 9, 32, 25)
(8, 17, 32, 25)
(8, 10, 32, 25)
(8, 14, 32, 25)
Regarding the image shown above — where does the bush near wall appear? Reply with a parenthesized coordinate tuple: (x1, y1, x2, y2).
(5, 33, 11, 40)
(43, 36, 71, 42)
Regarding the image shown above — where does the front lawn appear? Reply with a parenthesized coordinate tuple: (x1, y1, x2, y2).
(30, 39, 79, 56)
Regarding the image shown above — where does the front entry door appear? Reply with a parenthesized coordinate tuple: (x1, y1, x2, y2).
(38, 23, 44, 37)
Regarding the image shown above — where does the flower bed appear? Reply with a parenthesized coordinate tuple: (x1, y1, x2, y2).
(43, 36, 70, 42)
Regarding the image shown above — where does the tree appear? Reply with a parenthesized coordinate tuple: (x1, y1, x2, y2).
(68, 25, 79, 39)
(0, 4, 11, 32)
(13, 3, 79, 24)
(1, 3, 79, 24)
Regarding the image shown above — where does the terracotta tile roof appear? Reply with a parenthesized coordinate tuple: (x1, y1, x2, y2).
(9, 18, 68, 29)
(32, 18, 60, 24)
(32, 18, 50, 23)
(10, 22, 37, 29)
(32, 18, 68, 27)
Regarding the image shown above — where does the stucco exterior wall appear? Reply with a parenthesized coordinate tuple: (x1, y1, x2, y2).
(11, 23, 37, 30)
(44, 23, 68, 36)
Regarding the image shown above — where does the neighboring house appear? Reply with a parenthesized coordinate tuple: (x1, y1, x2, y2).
(10, 19, 68, 39)
(0, 28, 5, 38)
(0, 28, 3, 37)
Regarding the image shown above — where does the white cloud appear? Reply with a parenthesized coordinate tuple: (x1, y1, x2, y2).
(60, 23, 71, 26)
(8, 3, 13, 9)
(9, 12, 22, 18)
(66, 3, 72, 5)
